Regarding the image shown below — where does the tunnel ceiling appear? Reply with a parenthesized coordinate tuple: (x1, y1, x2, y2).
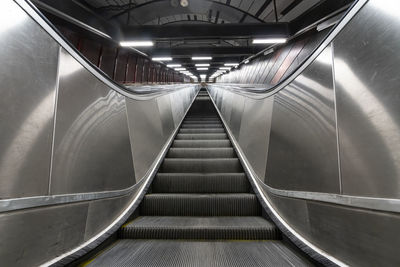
(35, 0, 354, 78)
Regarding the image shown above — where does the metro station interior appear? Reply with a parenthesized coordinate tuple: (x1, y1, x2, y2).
(1, 0, 399, 266)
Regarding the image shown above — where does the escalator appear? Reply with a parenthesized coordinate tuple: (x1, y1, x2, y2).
(84, 88, 313, 266)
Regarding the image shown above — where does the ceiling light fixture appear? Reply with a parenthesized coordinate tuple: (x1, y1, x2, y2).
(224, 63, 239, 66)
(195, 63, 210, 67)
(152, 57, 172, 61)
(219, 67, 231, 70)
(167, 64, 181, 67)
(120, 41, 154, 47)
(196, 68, 208, 70)
(192, 56, 212, 60)
(175, 68, 186, 71)
(252, 38, 287, 44)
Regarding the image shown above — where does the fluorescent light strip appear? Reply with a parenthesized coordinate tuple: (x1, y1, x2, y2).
(152, 57, 172, 61)
(195, 64, 210, 67)
(175, 68, 186, 71)
(167, 64, 181, 67)
(120, 41, 153, 47)
(224, 63, 239, 66)
(219, 67, 231, 70)
(196, 68, 208, 70)
(192, 56, 212, 60)
(252, 38, 287, 44)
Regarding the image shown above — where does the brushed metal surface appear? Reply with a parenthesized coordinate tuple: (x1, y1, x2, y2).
(228, 94, 245, 140)
(156, 94, 175, 138)
(266, 45, 340, 193)
(84, 194, 132, 240)
(334, 0, 400, 198)
(126, 97, 164, 181)
(51, 49, 135, 194)
(220, 90, 233, 123)
(0, 0, 59, 198)
(238, 96, 274, 181)
(0, 202, 88, 266)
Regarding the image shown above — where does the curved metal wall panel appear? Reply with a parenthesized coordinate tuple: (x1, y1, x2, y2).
(51, 49, 135, 194)
(126, 98, 164, 181)
(266, 45, 340, 193)
(238, 97, 274, 181)
(333, 0, 400, 198)
(0, 0, 59, 198)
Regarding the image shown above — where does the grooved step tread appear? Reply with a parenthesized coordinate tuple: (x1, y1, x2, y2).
(172, 140, 231, 148)
(160, 158, 242, 173)
(141, 193, 260, 216)
(86, 240, 312, 267)
(181, 124, 223, 128)
(153, 173, 249, 193)
(179, 128, 225, 133)
(176, 133, 227, 140)
(167, 148, 235, 158)
(120, 216, 280, 240)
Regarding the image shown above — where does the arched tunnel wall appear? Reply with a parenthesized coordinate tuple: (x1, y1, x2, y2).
(0, 0, 198, 266)
(209, 0, 400, 266)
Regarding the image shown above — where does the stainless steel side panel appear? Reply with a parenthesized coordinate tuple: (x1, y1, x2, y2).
(126, 97, 164, 181)
(51, 49, 135, 194)
(0, 1, 59, 198)
(0, 202, 89, 266)
(228, 94, 245, 141)
(266, 45, 340, 193)
(157, 95, 175, 138)
(333, 0, 400, 198)
(238, 97, 274, 181)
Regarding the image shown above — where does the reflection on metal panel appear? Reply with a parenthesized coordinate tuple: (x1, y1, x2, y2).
(0, 0, 59, 198)
(126, 97, 164, 181)
(266, 45, 340, 193)
(238, 97, 274, 181)
(157, 95, 175, 138)
(228, 94, 245, 140)
(334, 0, 400, 198)
(84, 194, 131, 240)
(51, 49, 135, 194)
(0, 202, 88, 266)
(221, 91, 233, 123)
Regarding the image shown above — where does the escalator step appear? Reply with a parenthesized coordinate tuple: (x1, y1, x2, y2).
(120, 216, 280, 240)
(183, 120, 221, 124)
(152, 173, 249, 193)
(173, 140, 231, 148)
(86, 240, 312, 267)
(175, 133, 227, 140)
(141, 193, 260, 216)
(160, 158, 242, 173)
(167, 148, 235, 158)
(179, 128, 225, 133)
(181, 124, 223, 128)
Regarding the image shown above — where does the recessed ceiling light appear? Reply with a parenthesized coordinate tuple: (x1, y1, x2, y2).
(224, 63, 239, 66)
(219, 67, 231, 70)
(175, 68, 186, 71)
(192, 56, 212, 60)
(195, 64, 210, 67)
(167, 64, 181, 67)
(252, 38, 287, 44)
(197, 68, 208, 70)
(120, 41, 153, 47)
(152, 57, 172, 61)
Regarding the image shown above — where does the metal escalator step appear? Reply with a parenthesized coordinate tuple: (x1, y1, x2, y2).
(175, 133, 227, 140)
(179, 128, 225, 133)
(86, 240, 312, 267)
(172, 140, 231, 148)
(152, 173, 249, 193)
(120, 216, 280, 240)
(140, 193, 260, 216)
(160, 158, 242, 173)
(181, 124, 223, 128)
(167, 148, 235, 158)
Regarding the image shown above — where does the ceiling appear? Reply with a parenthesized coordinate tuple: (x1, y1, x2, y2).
(36, 0, 354, 79)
